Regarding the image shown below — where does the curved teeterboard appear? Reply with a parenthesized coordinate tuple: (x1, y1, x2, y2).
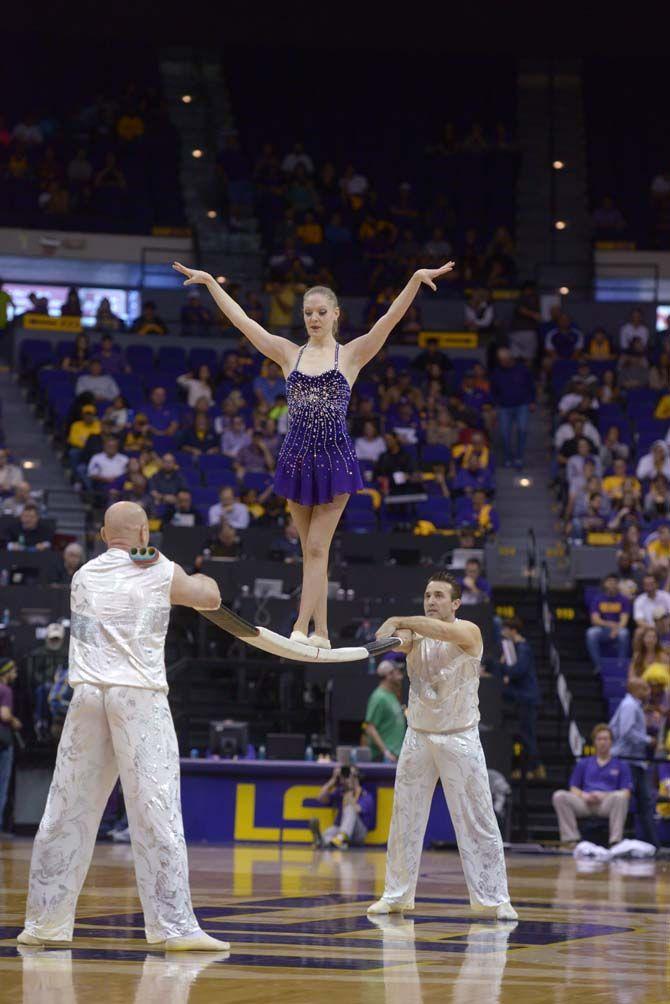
(200, 603, 401, 664)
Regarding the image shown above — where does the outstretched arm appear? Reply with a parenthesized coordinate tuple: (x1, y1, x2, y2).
(344, 262, 455, 372)
(376, 616, 481, 656)
(172, 263, 296, 369)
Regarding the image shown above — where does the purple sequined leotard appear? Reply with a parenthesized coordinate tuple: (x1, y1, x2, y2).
(273, 343, 364, 505)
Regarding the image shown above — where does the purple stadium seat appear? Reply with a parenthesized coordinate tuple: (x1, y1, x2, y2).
(416, 497, 453, 529)
(125, 345, 154, 373)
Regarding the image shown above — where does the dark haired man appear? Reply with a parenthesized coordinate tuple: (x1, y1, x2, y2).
(368, 572, 516, 921)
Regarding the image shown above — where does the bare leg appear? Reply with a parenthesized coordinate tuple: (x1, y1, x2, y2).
(290, 494, 349, 638)
(286, 500, 319, 634)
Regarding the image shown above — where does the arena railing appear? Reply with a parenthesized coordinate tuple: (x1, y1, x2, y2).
(539, 558, 585, 757)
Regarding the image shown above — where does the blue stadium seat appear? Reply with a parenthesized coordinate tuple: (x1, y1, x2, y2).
(125, 345, 154, 373)
(421, 444, 453, 466)
(181, 468, 203, 489)
(416, 497, 453, 529)
(188, 348, 219, 372)
(151, 435, 177, 454)
(157, 346, 187, 372)
(242, 472, 273, 493)
(20, 339, 54, 372)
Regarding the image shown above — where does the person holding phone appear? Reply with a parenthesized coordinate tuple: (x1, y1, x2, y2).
(310, 765, 375, 849)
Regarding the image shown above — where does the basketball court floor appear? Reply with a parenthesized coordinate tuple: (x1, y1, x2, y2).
(0, 839, 667, 1002)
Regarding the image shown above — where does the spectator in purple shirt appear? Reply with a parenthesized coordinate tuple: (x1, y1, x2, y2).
(145, 386, 178, 437)
(93, 333, 125, 375)
(586, 573, 632, 670)
(453, 454, 495, 496)
(552, 723, 632, 848)
(544, 313, 584, 360)
(490, 347, 536, 469)
(311, 765, 375, 849)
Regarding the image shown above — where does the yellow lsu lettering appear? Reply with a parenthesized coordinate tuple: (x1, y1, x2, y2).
(233, 782, 395, 844)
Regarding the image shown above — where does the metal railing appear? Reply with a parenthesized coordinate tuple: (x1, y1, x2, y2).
(539, 558, 585, 756)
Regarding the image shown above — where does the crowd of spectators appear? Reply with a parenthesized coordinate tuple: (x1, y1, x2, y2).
(0, 78, 183, 233)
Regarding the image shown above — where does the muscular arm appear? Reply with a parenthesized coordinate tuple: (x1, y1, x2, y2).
(169, 562, 221, 611)
(379, 616, 481, 656)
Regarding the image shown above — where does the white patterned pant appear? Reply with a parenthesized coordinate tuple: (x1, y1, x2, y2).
(382, 725, 511, 909)
(24, 684, 200, 943)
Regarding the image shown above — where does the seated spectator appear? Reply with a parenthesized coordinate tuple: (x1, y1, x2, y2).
(587, 326, 614, 359)
(391, 402, 423, 447)
(602, 458, 640, 503)
(3, 504, 53, 551)
(466, 489, 499, 535)
(149, 454, 186, 506)
(50, 542, 85, 585)
(75, 359, 120, 402)
(87, 436, 129, 491)
(647, 523, 670, 573)
(619, 308, 650, 352)
(104, 395, 130, 434)
(458, 558, 491, 604)
(412, 337, 453, 378)
(610, 679, 659, 848)
(354, 421, 387, 464)
(599, 425, 630, 470)
(597, 368, 621, 405)
(618, 525, 648, 574)
(60, 287, 81, 317)
(644, 476, 670, 521)
(123, 473, 154, 514)
(1, 481, 39, 517)
(650, 349, 670, 391)
(196, 521, 242, 564)
(180, 291, 211, 337)
(634, 573, 670, 627)
(164, 489, 203, 527)
(555, 411, 601, 455)
(93, 333, 125, 375)
(551, 724, 631, 849)
(222, 415, 252, 458)
(145, 386, 178, 437)
(61, 332, 91, 372)
(235, 431, 276, 475)
(123, 413, 152, 453)
(425, 407, 461, 449)
(570, 492, 609, 541)
(586, 573, 631, 670)
(138, 448, 160, 481)
(253, 361, 286, 407)
(452, 430, 490, 470)
(628, 627, 670, 682)
(544, 312, 584, 360)
(373, 433, 418, 493)
(452, 454, 494, 496)
(608, 489, 643, 534)
(177, 366, 214, 409)
(271, 518, 301, 562)
(178, 414, 220, 456)
(0, 449, 24, 495)
(618, 344, 650, 390)
(464, 288, 496, 334)
(566, 438, 602, 492)
(131, 301, 167, 335)
(592, 196, 627, 237)
(636, 441, 670, 483)
(208, 486, 250, 530)
(94, 297, 125, 334)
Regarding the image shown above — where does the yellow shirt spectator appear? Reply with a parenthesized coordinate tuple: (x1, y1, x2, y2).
(654, 394, 670, 419)
(452, 443, 490, 469)
(68, 414, 101, 449)
(296, 220, 324, 245)
(268, 283, 298, 330)
(116, 114, 144, 142)
(602, 474, 641, 499)
(647, 538, 670, 563)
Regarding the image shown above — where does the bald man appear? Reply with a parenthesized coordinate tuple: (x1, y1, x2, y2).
(19, 502, 229, 952)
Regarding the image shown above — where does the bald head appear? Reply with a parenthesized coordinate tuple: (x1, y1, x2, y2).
(101, 502, 149, 549)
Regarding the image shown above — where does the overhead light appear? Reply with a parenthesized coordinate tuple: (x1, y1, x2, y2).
(207, 210, 217, 219)
(216, 276, 226, 284)
(192, 148, 203, 159)
(553, 160, 565, 170)
(22, 460, 38, 469)
(182, 94, 193, 104)
(559, 286, 570, 295)
(519, 477, 531, 488)
(554, 220, 567, 230)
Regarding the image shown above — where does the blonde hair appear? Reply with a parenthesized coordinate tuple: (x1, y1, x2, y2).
(303, 285, 339, 339)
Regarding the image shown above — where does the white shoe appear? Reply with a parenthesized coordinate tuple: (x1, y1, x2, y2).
(367, 898, 412, 915)
(164, 930, 231, 952)
(495, 902, 518, 921)
(289, 630, 310, 646)
(17, 930, 72, 947)
(308, 634, 331, 649)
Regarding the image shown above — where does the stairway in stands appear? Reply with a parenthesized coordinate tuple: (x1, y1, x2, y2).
(0, 367, 86, 540)
(498, 585, 605, 841)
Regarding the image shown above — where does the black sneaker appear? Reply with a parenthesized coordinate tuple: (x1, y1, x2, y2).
(308, 818, 324, 848)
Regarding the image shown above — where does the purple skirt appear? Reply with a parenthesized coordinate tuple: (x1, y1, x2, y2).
(274, 444, 364, 506)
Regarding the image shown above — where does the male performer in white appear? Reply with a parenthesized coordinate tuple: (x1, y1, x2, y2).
(19, 501, 230, 951)
(368, 571, 517, 920)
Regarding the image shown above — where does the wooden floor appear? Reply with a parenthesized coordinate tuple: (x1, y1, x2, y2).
(0, 838, 668, 1003)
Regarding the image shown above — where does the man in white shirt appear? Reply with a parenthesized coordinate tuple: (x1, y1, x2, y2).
(281, 142, 314, 175)
(633, 573, 670, 627)
(619, 309, 650, 352)
(19, 501, 229, 952)
(208, 486, 250, 530)
(0, 449, 23, 493)
(87, 437, 128, 486)
(75, 359, 120, 402)
(554, 412, 601, 451)
(221, 415, 252, 458)
(636, 442, 670, 482)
